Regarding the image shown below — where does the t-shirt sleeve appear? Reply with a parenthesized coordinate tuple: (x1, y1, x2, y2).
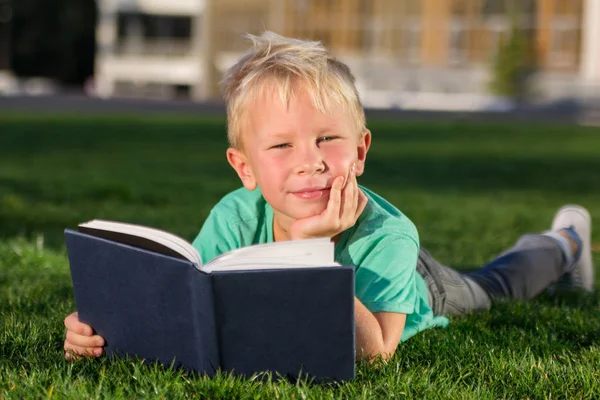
(191, 208, 242, 265)
(354, 232, 420, 315)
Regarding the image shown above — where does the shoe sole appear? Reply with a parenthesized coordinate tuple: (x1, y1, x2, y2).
(551, 205, 594, 292)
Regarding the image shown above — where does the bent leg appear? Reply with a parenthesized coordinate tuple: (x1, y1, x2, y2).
(466, 234, 567, 301)
(418, 234, 569, 316)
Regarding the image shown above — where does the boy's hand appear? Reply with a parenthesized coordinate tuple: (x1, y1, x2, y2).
(290, 164, 367, 240)
(63, 311, 105, 360)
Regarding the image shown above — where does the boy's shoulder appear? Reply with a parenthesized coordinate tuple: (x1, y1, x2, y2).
(210, 187, 269, 222)
(335, 185, 419, 268)
(355, 186, 419, 244)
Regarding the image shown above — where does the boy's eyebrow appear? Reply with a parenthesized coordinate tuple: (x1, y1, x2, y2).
(317, 120, 343, 133)
(317, 126, 338, 135)
(272, 132, 293, 139)
(264, 132, 294, 142)
(265, 124, 341, 140)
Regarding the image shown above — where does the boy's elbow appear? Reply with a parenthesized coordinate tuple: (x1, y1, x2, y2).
(379, 342, 399, 361)
(357, 342, 398, 362)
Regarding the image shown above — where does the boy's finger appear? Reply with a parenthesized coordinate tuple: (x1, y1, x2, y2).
(326, 176, 344, 221)
(351, 167, 359, 213)
(64, 312, 93, 336)
(339, 179, 353, 222)
(64, 340, 103, 358)
(64, 341, 103, 359)
(66, 330, 104, 348)
(340, 167, 358, 221)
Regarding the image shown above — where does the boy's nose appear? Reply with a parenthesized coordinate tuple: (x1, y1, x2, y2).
(294, 147, 325, 175)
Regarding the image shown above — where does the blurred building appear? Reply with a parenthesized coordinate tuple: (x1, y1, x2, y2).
(0, 0, 14, 94)
(0, 0, 9, 70)
(95, 0, 600, 108)
(94, 0, 204, 99)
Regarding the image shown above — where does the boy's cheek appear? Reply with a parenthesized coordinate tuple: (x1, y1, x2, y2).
(325, 148, 355, 173)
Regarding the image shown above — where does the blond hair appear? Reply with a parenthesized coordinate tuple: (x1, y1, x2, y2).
(221, 31, 366, 149)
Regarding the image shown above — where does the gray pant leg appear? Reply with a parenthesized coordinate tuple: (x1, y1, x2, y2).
(417, 249, 492, 316)
(418, 234, 568, 316)
(466, 234, 567, 300)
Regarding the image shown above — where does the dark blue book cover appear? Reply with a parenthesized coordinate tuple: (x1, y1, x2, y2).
(65, 229, 355, 381)
(65, 230, 219, 373)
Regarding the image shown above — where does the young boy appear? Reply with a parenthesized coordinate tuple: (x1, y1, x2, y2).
(63, 32, 594, 361)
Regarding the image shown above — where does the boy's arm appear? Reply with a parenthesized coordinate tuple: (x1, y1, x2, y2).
(286, 171, 413, 360)
(355, 297, 405, 361)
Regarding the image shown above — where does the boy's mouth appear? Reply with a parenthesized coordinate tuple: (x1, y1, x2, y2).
(291, 187, 330, 200)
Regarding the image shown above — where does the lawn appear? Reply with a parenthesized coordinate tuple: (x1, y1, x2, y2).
(1, 114, 599, 398)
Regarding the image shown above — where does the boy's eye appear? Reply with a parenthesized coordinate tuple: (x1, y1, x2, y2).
(317, 136, 338, 144)
(270, 143, 290, 149)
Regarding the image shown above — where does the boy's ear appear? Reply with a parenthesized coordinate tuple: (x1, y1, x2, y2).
(226, 148, 257, 190)
(354, 129, 371, 177)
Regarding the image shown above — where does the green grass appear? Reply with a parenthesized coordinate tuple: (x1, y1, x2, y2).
(1, 114, 599, 399)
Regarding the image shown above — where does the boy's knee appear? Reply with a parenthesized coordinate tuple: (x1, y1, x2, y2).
(515, 233, 547, 248)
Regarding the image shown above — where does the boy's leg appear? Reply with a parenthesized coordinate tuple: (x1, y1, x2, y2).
(417, 248, 492, 316)
(465, 234, 566, 301)
(418, 205, 594, 316)
(467, 205, 593, 300)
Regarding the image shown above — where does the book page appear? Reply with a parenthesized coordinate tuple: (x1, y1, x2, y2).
(78, 221, 338, 274)
(204, 238, 338, 272)
(78, 220, 202, 266)
(202, 261, 339, 273)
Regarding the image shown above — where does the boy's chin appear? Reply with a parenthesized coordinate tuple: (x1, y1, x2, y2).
(290, 205, 327, 220)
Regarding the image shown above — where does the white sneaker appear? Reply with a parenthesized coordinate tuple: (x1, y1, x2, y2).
(550, 205, 594, 292)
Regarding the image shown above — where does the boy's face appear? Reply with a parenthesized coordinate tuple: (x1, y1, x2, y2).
(227, 86, 370, 228)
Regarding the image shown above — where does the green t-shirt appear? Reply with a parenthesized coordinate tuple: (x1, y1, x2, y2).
(192, 186, 449, 342)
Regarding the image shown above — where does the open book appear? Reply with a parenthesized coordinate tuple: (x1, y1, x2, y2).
(78, 219, 338, 273)
(65, 220, 355, 381)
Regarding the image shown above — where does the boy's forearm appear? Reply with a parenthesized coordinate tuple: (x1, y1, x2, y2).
(354, 297, 403, 361)
(354, 297, 386, 360)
